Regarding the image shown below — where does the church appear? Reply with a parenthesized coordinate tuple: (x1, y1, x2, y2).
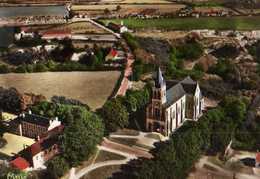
(146, 68, 204, 136)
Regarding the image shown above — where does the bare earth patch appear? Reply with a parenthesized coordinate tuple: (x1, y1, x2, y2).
(0, 71, 121, 110)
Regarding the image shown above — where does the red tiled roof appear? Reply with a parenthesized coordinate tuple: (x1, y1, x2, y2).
(10, 157, 30, 170)
(42, 29, 71, 36)
(30, 142, 42, 156)
(21, 27, 34, 33)
(110, 49, 118, 58)
(256, 153, 260, 163)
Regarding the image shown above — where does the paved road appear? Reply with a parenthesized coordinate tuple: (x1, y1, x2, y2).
(115, 51, 134, 97)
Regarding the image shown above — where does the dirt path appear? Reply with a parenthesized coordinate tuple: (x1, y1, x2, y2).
(70, 137, 152, 179)
(73, 145, 136, 179)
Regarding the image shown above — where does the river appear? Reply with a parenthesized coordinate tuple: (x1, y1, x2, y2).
(0, 5, 68, 18)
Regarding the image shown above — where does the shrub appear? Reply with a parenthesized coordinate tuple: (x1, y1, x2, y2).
(0, 64, 11, 74)
(15, 65, 27, 73)
(47, 156, 69, 178)
(34, 63, 48, 72)
(122, 32, 140, 50)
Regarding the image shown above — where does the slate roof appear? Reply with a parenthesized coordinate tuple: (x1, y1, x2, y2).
(180, 76, 197, 95)
(15, 113, 51, 127)
(165, 83, 186, 107)
(165, 76, 197, 107)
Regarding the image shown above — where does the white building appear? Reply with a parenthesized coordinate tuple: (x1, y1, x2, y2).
(146, 68, 204, 136)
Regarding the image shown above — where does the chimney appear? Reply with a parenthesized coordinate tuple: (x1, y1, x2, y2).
(121, 21, 124, 26)
(55, 117, 58, 121)
(22, 113, 25, 118)
(28, 110, 32, 115)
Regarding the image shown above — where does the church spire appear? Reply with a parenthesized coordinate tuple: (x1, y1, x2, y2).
(155, 67, 165, 88)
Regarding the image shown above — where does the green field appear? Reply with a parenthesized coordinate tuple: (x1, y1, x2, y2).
(102, 16, 260, 30)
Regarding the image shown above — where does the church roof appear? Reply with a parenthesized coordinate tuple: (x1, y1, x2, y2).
(165, 83, 186, 107)
(180, 76, 196, 85)
(180, 76, 197, 94)
(165, 76, 197, 107)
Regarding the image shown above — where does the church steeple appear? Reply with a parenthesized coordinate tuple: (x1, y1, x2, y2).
(155, 67, 165, 88)
(153, 67, 166, 105)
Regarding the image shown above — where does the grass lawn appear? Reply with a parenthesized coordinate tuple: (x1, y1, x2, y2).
(112, 128, 140, 136)
(109, 137, 138, 147)
(102, 16, 260, 30)
(145, 133, 161, 140)
(95, 150, 126, 163)
(82, 165, 121, 179)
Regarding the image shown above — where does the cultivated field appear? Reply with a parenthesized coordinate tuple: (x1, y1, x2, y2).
(103, 16, 260, 30)
(33, 21, 108, 34)
(0, 71, 121, 110)
(101, 0, 172, 4)
(72, 4, 185, 16)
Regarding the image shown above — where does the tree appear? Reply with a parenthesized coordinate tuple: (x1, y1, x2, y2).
(0, 65, 10, 74)
(220, 96, 247, 125)
(61, 107, 104, 166)
(47, 156, 69, 178)
(99, 98, 129, 132)
(116, 5, 121, 11)
(104, 8, 110, 15)
(0, 87, 22, 113)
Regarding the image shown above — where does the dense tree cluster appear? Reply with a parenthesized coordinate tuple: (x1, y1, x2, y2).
(166, 46, 203, 80)
(122, 32, 140, 51)
(174, 38, 203, 60)
(209, 58, 235, 80)
(51, 96, 90, 110)
(132, 59, 156, 81)
(99, 86, 151, 133)
(0, 87, 22, 113)
(46, 156, 69, 178)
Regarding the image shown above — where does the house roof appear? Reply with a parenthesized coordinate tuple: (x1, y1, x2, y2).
(21, 27, 34, 33)
(256, 153, 260, 163)
(110, 49, 118, 58)
(108, 22, 122, 31)
(41, 29, 71, 37)
(20, 125, 63, 159)
(10, 157, 30, 170)
(15, 113, 51, 127)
